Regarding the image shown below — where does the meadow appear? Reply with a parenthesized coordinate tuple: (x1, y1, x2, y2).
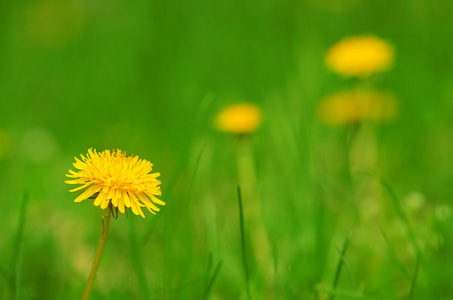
(1, 0, 453, 299)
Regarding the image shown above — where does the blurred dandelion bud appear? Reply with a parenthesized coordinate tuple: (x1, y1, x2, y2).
(360, 197, 379, 218)
(318, 89, 398, 126)
(435, 205, 451, 222)
(0, 129, 12, 160)
(21, 127, 57, 163)
(325, 35, 394, 78)
(65, 148, 164, 218)
(404, 192, 426, 211)
(215, 103, 262, 135)
(26, 0, 85, 48)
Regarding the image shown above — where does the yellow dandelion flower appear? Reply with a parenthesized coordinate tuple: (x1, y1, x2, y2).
(215, 103, 262, 134)
(325, 35, 394, 78)
(319, 89, 398, 126)
(319, 94, 362, 125)
(65, 148, 164, 218)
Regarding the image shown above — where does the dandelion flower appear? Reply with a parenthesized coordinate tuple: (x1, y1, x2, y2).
(215, 103, 262, 134)
(65, 148, 164, 218)
(319, 94, 362, 126)
(325, 35, 394, 78)
(319, 89, 398, 126)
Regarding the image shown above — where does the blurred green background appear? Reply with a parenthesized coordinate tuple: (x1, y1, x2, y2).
(1, 0, 453, 299)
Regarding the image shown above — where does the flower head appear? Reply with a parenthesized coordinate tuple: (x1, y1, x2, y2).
(65, 148, 163, 218)
(325, 35, 394, 78)
(319, 89, 398, 126)
(215, 103, 262, 134)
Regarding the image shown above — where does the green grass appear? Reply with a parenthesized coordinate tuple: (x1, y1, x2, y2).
(0, 0, 453, 299)
(237, 185, 252, 300)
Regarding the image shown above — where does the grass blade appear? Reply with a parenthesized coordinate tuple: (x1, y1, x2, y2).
(188, 143, 206, 202)
(203, 260, 223, 300)
(149, 276, 204, 299)
(317, 285, 382, 300)
(328, 232, 352, 300)
(378, 176, 423, 299)
(142, 95, 213, 244)
(379, 228, 411, 281)
(353, 170, 419, 253)
(11, 192, 29, 300)
(379, 178, 419, 253)
(204, 252, 213, 283)
(334, 244, 357, 293)
(409, 252, 420, 300)
(284, 266, 293, 300)
(129, 217, 150, 299)
(353, 171, 422, 299)
(0, 262, 7, 281)
(237, 185, 252, 300)
(273, 245, 279, 300)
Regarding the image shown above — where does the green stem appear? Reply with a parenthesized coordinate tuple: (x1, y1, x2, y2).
(235, 135, 257, 203)
(81, 209, 112, 300)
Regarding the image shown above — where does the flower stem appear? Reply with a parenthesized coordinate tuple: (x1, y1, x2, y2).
(235, 135, 257, 214)
(81, 209, 112, 300)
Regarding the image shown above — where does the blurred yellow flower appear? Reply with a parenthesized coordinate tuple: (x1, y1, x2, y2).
(26, 0, 85, 48)
(319, 89, 398, 126)
(215, 103, 262, 134)
(325, 35, 394, 78)
(0, 129, 11, 160)
(65, 148, 164, 218)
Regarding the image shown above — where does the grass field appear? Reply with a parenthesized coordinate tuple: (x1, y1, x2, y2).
(1, 0, 453, 299)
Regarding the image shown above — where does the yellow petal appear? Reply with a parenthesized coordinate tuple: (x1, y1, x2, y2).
(65, 170, 80, 178)
(100, 196, 110, 209)
(69, 183, 91, 192)
(148, 186, 162, 196)
(65, 174, 79, 178)
(130, 198, 139, 215)
(123, 190, 131, 207)
(74, 185, 102, 203)
(146, 206, 157, 215)
(137, 192, 160, 211)
(118, 196, 125, 213)
(150, 194, 165, 206)
(65, 179, 85, 185)
(145, 191, 164, 204)
(94, 190, 107, 206)
(107, 187, 115, 199)
(111, 190, 119, 207)
(138, 208, 145, 218)
(88, 148, 95, 158)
